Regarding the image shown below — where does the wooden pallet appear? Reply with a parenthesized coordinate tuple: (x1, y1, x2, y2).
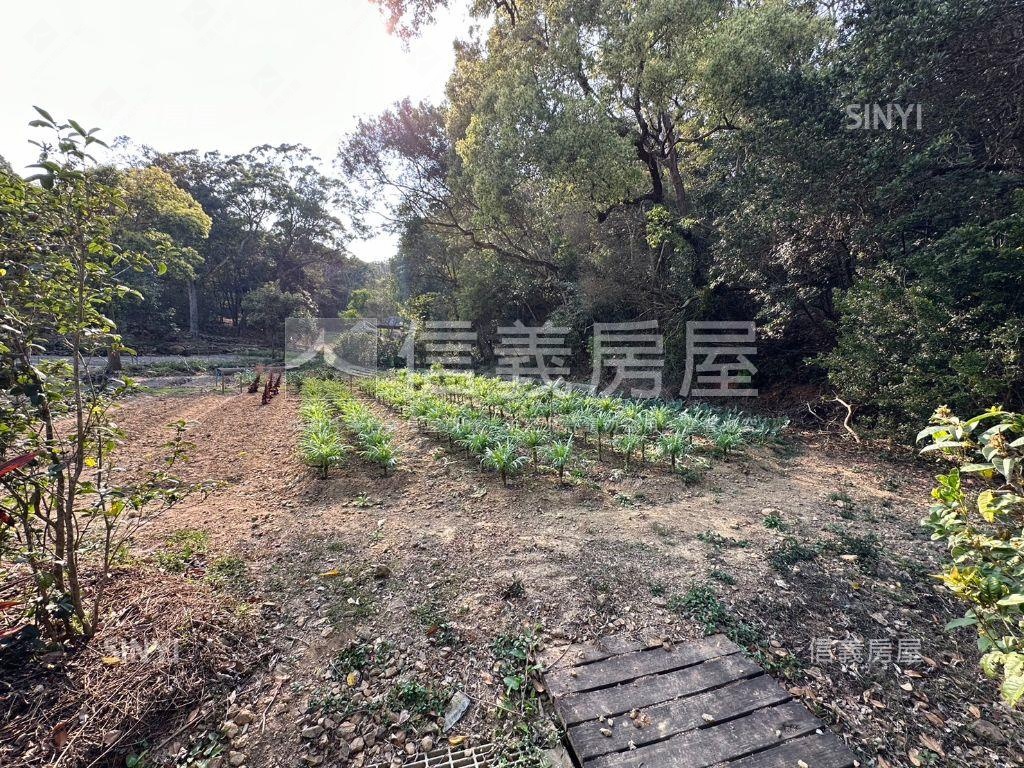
(542, 634, 856, 768)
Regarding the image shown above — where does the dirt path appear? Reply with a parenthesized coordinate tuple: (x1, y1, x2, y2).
(114, 388, 1022, 768)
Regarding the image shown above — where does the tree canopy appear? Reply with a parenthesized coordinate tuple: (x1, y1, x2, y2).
(350, 0, 1024, 431)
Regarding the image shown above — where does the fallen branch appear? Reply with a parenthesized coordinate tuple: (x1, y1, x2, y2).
(833, 396, 861, 443)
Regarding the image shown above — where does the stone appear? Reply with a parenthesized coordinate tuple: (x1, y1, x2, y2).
(443, 691, 472, 732)
(970, 719, 1006, 744)
(350, 736, 365, 753)
(339, 721, 357, 737)
(232, 709, 255, 726)
(227, 751, 246, 767)
(301, 725, 324, 740)
(420, 735, 434, 752)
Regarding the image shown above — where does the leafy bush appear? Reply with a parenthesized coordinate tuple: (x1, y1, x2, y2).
(825, 265, 1024, 436)
(918, 406, 1024, 708)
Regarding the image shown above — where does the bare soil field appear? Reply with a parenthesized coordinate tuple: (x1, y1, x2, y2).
(8, 384, 1022, 768)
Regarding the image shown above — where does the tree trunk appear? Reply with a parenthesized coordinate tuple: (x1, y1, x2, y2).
(106, 348, 122, 375)
(187, 279, 199, 338)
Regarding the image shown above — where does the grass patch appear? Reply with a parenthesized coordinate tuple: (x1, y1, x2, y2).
(324, 571, 376, 622)
(826, 531, 882, 571)
(709, 568, 736, 585)
(697, 530, 749, 549)
(669, 585, 760, 648)
(762, 512, 786, 530)
(156, 528, 209, 573)
(669, 584, 799, 677)
(206, 555, 248, 592)
(389, 679, 449, 721)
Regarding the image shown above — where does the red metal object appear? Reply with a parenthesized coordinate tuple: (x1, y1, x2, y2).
(0, 452, 38, 478)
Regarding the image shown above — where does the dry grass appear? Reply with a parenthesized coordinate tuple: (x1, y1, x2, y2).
(0, 566, 256, 767)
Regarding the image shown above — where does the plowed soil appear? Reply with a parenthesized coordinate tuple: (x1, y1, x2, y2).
(106, 384, 1022, 768)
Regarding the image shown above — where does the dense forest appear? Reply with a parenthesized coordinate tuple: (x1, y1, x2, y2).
(4, 0, 1021, 434)
(355, 0, 1024, 432)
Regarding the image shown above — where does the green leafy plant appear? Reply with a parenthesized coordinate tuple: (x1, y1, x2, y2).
(361, 441, 397, 476)
(492, 627, 543, 714)
(481, 440, 527, 486)
(300, 420, 349, 478)
(591, 413, 617, 462)
(544, 438, 573, 484)
(389, 680, 449, 721)
(712, 425, 744, 456)
(614, 431, 643, 469)
(658, 432, 690, 469)
(769, 537, 819, 571)
(918, 406, 1024, 708)
(518, 427, 547, 466)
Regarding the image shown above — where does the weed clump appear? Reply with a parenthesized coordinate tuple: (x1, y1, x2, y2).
(769, 537, 819, 571)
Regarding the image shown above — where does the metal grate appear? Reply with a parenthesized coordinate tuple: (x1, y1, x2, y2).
(367, 743, 496, 768)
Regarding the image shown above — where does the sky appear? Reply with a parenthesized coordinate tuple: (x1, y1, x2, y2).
(0, 0, 471, 262)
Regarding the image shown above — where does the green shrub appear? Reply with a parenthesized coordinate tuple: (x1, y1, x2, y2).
(824, 265, 1024, 436)
(918, 406, 1024, 708)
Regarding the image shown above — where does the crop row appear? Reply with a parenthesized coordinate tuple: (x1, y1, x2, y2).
(299, 379, 349, 478)
(323, 380, 398, 476)
(299, 378, 399, 477)
(359, 369, 786, 485)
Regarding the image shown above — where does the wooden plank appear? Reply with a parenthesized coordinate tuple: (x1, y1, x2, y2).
(547, 634, 738, 697)
(588, 701, 821, 768)
(541, 636, 660, 674)
(727, 733, 856, 768)
(556, 652, 758, 726)
(569, 674, 790, 760)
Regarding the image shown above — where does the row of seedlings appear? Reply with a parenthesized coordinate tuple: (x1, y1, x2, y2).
(299, 378, 349, 478)
(325, 381, 399, 477)
(360, 369, 787, 484)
